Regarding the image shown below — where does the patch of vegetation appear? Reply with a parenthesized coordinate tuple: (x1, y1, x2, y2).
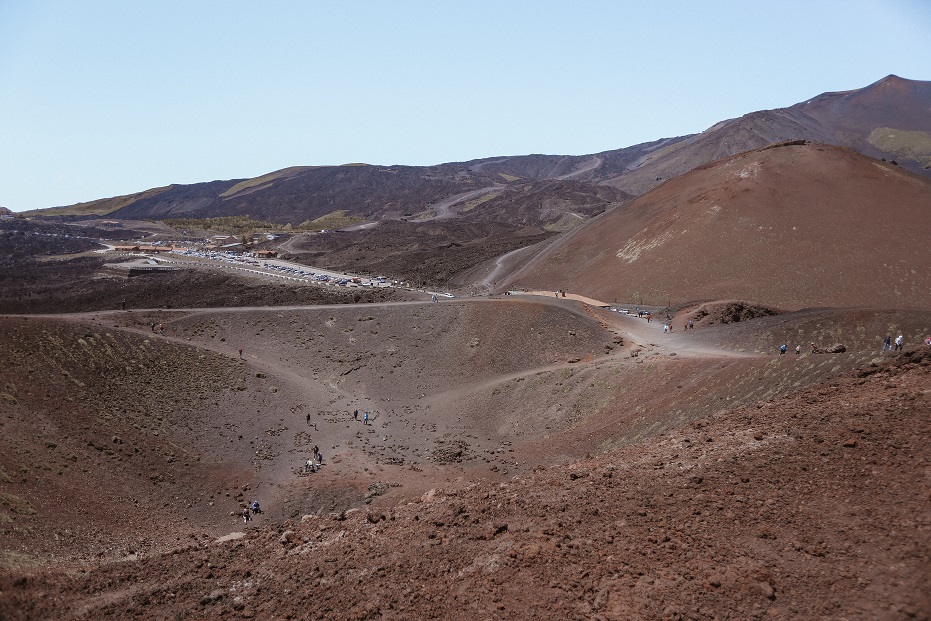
(220, 167, 311, 198)
(0, 550, 40, 570)
(0, 492, 36, 515)
(498, 173, 521, 182)
(459, 191, 501, 213)
(160, 216, 279, 236)
(868, 127, 931, 167)
(298, 210, 367, 231)
(21, 186, 170, 217)
(544, 213, 587, 232)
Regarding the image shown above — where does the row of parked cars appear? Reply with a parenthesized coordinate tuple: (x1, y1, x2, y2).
(171, 249, 408, 289)
(174, 249, 261, 266)
(258, 262, 385, 287)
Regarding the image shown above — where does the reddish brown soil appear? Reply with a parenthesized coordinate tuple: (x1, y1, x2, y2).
(2, 344, 928, 620)
(1, 296, 929, 620)
(506, 144, 931, 310)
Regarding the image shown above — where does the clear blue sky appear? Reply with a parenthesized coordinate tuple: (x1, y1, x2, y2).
(1, 0, 929, 211)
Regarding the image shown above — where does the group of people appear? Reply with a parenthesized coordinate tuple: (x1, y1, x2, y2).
(353, 409, 372, 425)
(303, 444, 323, 474)
(779, 344, 802, 356)
(661, 318, 696, 333)
(149, 322, 165, 335)
(883, 335, 905, 352)
(241, 500, 261, 523)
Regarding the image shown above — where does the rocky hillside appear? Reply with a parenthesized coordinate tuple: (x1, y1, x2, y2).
(26, 76, 930, 230)
(3, 345, 928, 620)
(506, 142, 931, 310)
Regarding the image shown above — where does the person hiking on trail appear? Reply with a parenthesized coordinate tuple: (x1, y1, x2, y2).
(780, 344, 787, 355)
(883, 335, 892, 351)
(121, 299, 126, 310)
(363, 412, 369, 425)
(353, 409, 358, 420)
(431, 294, 438, 302)
(306, 412, 310, 424)
(242, 507, 251, 523)
(895, 335, 904, 352)
(251, 500, 261, 515)
(239, 348, 244, 359)
(646, 314, 651, 323)
(313, 444, 319, 459)
(795, 345, 801, 356)
(688, 319, 693, 330)
(305, 458, 313, 473)
(150, 322, 156, 333)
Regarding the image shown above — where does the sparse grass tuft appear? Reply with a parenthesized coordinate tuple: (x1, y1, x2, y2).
(220, 167, 312, 198)
(459, 192, 501, 213)
(0, 550, 39, 570)
(868, 127, 931, 167)
(0, 492, 36, 515)
(298, 210, 367, 231)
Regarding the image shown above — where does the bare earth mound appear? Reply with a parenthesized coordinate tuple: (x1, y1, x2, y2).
(506, 143, 931, 310)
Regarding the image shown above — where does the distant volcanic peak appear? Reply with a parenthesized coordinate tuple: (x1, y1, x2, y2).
(871, 74, 920, 88)
(856, 73, 931, 101)
(797, 74, 919, 108)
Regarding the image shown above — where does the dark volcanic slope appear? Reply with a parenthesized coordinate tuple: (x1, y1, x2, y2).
(508, 142, 931, 310)
(27, 76, 929, 231)
(108, 165, 498, 224)
(599, 75, 931, 195)
(463, 180, 629, 229)
(283, 220, 556, 288)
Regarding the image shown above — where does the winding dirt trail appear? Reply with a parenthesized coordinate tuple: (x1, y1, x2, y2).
(516, 291, 756, 359)
(555, 155, 602, 180)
